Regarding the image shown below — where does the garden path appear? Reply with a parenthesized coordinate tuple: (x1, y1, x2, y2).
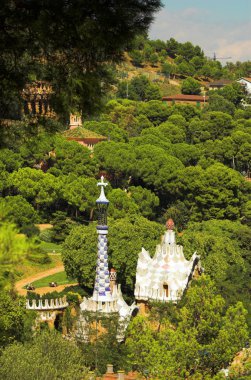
(15, 265, 68, 296)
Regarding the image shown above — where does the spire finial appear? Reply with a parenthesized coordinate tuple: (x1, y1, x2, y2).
(96, 176, 109, 204)
(166, 218, 175, 230)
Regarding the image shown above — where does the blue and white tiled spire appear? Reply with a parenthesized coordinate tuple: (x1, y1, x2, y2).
(92, 176, 112, 301)
(77, 176, 138, 341)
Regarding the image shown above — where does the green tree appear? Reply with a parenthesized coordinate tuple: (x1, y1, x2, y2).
(62, 216, 163, 292)
(137, 100, 172, 125)
(208, 93, 235, 115)
(83, 121, 128, 142)
(166, 38, 180, 58)
(126, 276, 249, 379)
(161, 62, 177, 78)
(129, 50, 144, 66)
(149, 52, 159, 66)
(9, 168, 62, 210)
(62, 177, 99, 219)
(181, 77, 201, 95)
(0, 331, 88, 380)
(0, 195, 39, 228)
(178, 61, 196, 77)
(117, 75, 161, 101)
(49, 137, 98, 178)
(128, 186, 160, 219)
(50, 211, 78, 243)
(156, 121, 187, 143)
(108, 189, 139, 219)
(171, 143, 201, 166)
(80, 313, 129, 374)
(170, 163, 248, 221)
(179, 220, 251, 328)
(219, 83, 244, 106)
(0, 223, 29, 289)
(0, 292, 35, 346)
(0, 0, 162, 116)
(0, 149, 23, 172)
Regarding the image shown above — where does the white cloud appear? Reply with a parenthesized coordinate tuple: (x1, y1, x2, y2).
(149, 7, 251, 62)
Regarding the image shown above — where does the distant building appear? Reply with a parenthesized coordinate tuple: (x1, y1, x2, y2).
(69, 113, 82, 129)
(237, 77, 251, 95)
(22, 80, 56, 118)
(63, 126, 107, 150)
(208, 79, 232, 90)
(162, 94, 208, 107)
(134, 219, 201, 314)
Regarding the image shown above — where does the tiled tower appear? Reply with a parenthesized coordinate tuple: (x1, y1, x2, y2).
(77, 176, 137, 341)
(93, 176, 111, 301)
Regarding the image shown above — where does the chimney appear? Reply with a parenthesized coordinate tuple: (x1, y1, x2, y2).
(117, 371, 125, 380)
(109, 268, 117, 294)
(106, 364, 114, 374)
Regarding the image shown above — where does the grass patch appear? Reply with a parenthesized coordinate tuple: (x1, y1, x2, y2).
(16, 255, 63, 280)
(30, 271, 76, 288)
(40, 241, 62, 254)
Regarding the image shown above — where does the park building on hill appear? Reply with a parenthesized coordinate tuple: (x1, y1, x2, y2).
(76, 176, 138, 342)
(237, 77, 251, 95)
(208, 79, 233, 90)
(22, 80, 56, 118)
(64, 125, 107, 150)
(134, 219, 202, 313)
(162, 94, 208, 107)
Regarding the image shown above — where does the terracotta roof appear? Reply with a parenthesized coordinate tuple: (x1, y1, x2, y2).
(98, 372, 141, 380)
(63, 127, 106, 140)
(239, 77, 251, 83)
(162, 94, 209, 101)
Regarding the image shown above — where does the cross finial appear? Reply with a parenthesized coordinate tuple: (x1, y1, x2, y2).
(96, 176, 109, 204)
(97, 175, 108, 188)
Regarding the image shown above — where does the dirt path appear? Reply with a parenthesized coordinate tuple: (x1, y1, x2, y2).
(15, 265, 65, 296)
(25, 283, 78, 296)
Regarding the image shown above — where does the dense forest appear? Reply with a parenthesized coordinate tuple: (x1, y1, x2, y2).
(0, 1, 251, 379)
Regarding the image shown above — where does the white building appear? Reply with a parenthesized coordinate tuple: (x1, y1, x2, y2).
(237, 78, 251, 95)
(134, 219, 201, 310)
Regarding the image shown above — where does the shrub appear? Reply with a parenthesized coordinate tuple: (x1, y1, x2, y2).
(39, 228, 53, 242)
(26, 251, 51, 264)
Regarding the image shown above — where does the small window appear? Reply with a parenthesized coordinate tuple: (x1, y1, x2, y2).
(163, 283, 168, 297)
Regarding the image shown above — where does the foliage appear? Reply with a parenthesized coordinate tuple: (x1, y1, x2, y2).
(126, 276, 249, 379)
(26, 250, 51, 265)
(117, 75, 161, 101)
(179, 220, 251, 329)
(79, 312, 130, 374)
(0, 223, 29, 289)
(0, 292, 35, 347)
(83, 121, 128, 142)
(0, 0, 162, 117)
(62, 216, 163, 293)
(0, 331, 88, 380)
(50, 211, 78, 243)
(49, 137, 98, 178)
(0, 195, 39, 228)
(181, 77, 201, 95)
(169, 163, 248, 222)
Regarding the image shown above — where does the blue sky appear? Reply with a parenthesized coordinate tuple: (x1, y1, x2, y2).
(149, 0, 251, 62)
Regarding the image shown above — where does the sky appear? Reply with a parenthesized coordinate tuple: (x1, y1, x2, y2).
(149, 0, 251, 62)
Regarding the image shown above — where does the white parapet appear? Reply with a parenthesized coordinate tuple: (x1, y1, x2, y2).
(26, 297, 68, 310)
